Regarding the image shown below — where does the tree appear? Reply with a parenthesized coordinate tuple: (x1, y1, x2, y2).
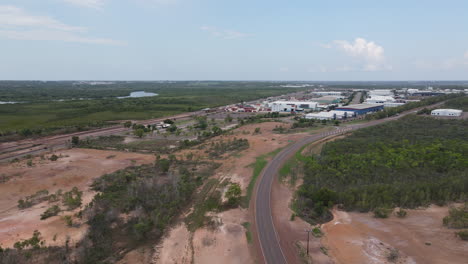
(163, 119, 174, 124)
(212, 126, 222, 136)
(124, 121, 132, 128)
(134, 128, 145, 138)
(156, 158, 170, 173)
(167, 124, 178, 133)
(195, 116, 208, 130)
(71, 136, 80, 146)
(225, 183, 242, 207)
(225, 114, 233, 123)
(254, 127, 261, 134)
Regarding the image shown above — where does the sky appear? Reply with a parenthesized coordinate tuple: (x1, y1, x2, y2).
(0, 0, 467, 81)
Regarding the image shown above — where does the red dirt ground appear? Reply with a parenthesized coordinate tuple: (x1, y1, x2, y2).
(0, 149, 154, 248)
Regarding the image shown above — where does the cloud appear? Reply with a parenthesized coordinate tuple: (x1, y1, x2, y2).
(320, 37, 389, 71)
(415, 51, 468, 70)
(62, 0, 106, 9)
(0, 5, 85, 32)
(200, 26, 251, 40)
(279, 67, 289, 72)
(0, 29, 125, 45)
(0, 5, 124, 45)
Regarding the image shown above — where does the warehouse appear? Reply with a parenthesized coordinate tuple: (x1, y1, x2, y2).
(365, 95, 395, 104)
(335, 104, 384, 115)
(368, 89, 393, 96)
(305, 110, 355, 120)
(269, 101, 318, 112)
(431, 109, 463, 117)
(312, 91, 343, 96)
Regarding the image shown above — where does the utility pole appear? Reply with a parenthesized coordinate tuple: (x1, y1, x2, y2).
(305, 229, 312, 255)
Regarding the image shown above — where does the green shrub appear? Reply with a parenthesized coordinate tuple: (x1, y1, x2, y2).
(63, 215, 73, 227)
(396, 209, 407, 218)
(374, 207, 392, 218)
(225, 183, 242, 207)
(312, 227, 323, 238)
(62, 187, 82, 210)
(443, 205, 468, 229)
(41, 205, 61, 220)
(457, 230, 468, 241)
(49, 154, 59, 161)
(13, 230, 44, 250)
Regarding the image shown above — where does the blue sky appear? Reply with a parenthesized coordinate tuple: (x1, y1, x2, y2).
(0, 0, 467, 80)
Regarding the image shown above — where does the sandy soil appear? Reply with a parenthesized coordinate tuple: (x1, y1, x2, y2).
(193, 209, 252, 264)
(0, 148, 154, 248)
(323, 206, 468, 264)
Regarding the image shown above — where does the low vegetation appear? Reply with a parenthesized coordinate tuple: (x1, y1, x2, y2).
(0, 81, 304, 141)
(295, 116, 468, 224)
(206, 138, 249, 158)
(443, 204, 468, 229)
(77, 157, 220, 263)
(40, 206, 61, 220)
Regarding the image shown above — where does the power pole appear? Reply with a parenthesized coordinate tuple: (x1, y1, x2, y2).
(305, 229, 312, 255)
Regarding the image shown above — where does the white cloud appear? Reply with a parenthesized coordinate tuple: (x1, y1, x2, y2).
(326, 37, 389, 71)
(62, 0, 105, 9)
(201, 26, 251, 40)
(464, 50, 468, 60)
(279, 67, 289, 72)
(0, 29, 125, 45)
(0, 5, 85, 32)
(0, 5, 124, 45)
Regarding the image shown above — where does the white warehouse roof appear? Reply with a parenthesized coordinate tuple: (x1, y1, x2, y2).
(431, 109, 463, 116)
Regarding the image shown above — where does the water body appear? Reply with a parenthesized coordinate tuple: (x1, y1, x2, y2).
(0, 101, 18, 104)
(117, 91, 158, 99)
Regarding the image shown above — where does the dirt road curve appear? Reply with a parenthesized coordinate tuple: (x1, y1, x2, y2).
(253, 103, 445, 264)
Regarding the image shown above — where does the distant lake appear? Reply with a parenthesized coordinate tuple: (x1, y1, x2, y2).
(0, 101, 18, 104)
(117, 91, 159, 99)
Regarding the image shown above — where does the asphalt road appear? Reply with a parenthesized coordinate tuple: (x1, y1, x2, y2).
(253, 103, 446, 264)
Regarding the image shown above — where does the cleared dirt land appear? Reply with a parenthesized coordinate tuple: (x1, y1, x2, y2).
(322, 206, 468, 264)
(0, 149, 154, 248)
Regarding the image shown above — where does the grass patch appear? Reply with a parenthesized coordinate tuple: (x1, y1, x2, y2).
(241, 148, 283, 208)
(185, 179, 221, 231)
(241, 222, 252, 244)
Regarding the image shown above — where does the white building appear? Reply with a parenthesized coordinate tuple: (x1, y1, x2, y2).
(312, 91, 343, 96)
(431, 109, 463, 117)
(305, 110, 355, 120)
(383, 102, 406, 108)
(368, 89, 393, 96)
(269, 101, 318, 112)
(365, 95, 396, 104)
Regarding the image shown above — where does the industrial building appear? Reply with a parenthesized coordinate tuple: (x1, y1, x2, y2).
(269, 101, 318, 112)
(305, 110, 356, 120)
(368, 89, 393, 96)
(312, 91, 343, 96)
(365, 95, 395, 104)
(335, 104, 384, 115)
(431, 109, 463, 117)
